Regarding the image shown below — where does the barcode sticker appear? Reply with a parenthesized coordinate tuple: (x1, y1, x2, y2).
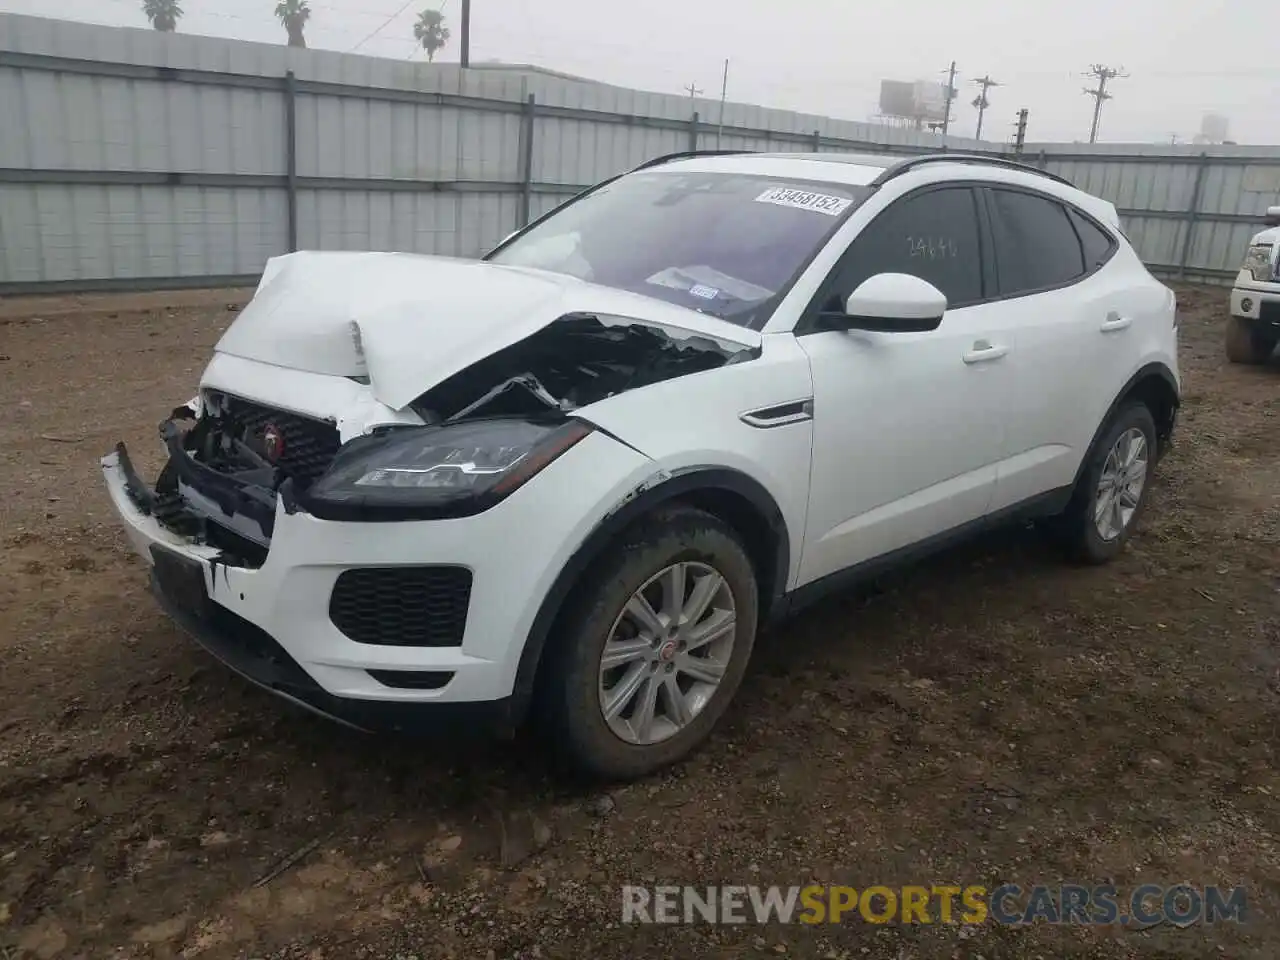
(754, 187, 852, 216)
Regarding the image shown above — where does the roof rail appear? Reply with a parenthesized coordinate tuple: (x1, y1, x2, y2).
(872, 153, 1073, 188)
(631, 150, 754, 172)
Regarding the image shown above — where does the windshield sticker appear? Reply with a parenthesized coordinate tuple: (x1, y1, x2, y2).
(689, 284, 721, 300)
(755, 186, 852, 217)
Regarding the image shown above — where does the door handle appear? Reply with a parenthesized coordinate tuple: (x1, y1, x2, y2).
(962, 340, 1009, 364)
(1100, 312, 1132, 333)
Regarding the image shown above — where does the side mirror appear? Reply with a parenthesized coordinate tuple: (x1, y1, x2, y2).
(825, 273, 947, 333)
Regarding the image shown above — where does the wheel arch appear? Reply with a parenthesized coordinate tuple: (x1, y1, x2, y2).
(509, 466, 790, 723)
(1073, 362, 1180, 491)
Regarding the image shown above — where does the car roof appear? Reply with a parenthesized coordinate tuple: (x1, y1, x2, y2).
(651, 151, 1121, 228)
(654, 152, 898, 186)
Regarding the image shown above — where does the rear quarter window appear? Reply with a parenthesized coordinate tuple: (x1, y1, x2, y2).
(1068, 208, 1119, 269)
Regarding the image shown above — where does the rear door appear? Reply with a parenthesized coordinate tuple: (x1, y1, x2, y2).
(978, 185, 1130, 512)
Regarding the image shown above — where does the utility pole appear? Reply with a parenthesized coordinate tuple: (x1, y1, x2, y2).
(941, 60, 958, 137)
(460, 0, 471, 67)
(715, 59, 730, 148)
(684, 82, 703, 101)
(1013, 108, 1029, 155)
(1083, 64, 1126, 143)
(970, 74, 1000, 140)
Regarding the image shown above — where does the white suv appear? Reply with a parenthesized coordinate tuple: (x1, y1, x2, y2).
(102, 151, 1180, 779)
(1227, 205, 1280, 364)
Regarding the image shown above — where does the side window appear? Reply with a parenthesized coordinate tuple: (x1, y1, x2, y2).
(989, 188, 1086, 295)
(1068, 208, 1117, 269)
(819, 187, 984, 311)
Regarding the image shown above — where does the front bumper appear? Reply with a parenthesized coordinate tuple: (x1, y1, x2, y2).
(1230, 282, 1280, 334)
(101, 428, 654, 732)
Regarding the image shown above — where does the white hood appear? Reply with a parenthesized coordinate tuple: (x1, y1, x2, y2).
(1250, 225, 1280, 246)
(216, 252, 761, 411)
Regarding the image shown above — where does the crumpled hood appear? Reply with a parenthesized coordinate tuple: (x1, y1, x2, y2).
(215, 251, 761, 411)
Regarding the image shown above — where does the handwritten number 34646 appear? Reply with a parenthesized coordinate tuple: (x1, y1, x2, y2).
(907, 237, 958, 260)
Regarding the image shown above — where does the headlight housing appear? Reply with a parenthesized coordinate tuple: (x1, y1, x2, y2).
(1242, 243, 1276, 283)
(304, 418, 592, 520)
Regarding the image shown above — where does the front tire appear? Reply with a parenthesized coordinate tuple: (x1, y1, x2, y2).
(1226, 316, 1277, 364)
(1053, 402, 1157, 565)
(539, 506, 758, 781)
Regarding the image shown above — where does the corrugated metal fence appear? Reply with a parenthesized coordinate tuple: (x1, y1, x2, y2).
(2, 12, 1278, 295)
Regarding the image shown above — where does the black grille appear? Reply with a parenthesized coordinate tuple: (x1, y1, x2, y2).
(329, 567, 473, 647)
(1260, 300, 1280, 324)
(219, 395, 341, 487)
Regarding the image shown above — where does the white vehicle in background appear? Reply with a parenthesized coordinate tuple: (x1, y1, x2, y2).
(101, 151, 1180, 780)
(1227, 205, 1280, 364)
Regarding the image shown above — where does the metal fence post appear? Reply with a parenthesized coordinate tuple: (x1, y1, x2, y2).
(812, 129, 821, 152)
(688, 111, 699, 152)
(284, 70, 298, 252)
(518, 93, 537, 227)
(1177, 152, 1210, 280)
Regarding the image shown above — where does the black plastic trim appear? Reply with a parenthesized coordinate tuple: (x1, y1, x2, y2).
(631, 150, 754, 171)
(367, 670, 455, 691)
(873, 154, 1073, 188)
(508, 467, 791, 722)
(114, 442, 155, 515)
(160, 419, 278, 541)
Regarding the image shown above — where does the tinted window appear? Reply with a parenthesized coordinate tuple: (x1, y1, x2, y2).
(489, 172, 870, 328)
(990, 188, 1086, 294)
(1069, 208, 1116, 269)
(819, 187, 984, 310)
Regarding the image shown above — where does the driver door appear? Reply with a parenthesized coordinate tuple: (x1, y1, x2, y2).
(795, 185, 1016, 586)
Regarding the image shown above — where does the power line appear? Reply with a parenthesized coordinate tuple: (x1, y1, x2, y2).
(349, 0, 418, 52)
(1083, 63, 1128, 144)
(971, 74, 1000, 140)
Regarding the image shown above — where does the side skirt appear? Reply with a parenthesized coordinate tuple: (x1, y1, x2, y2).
(772, 484, 1074, 621)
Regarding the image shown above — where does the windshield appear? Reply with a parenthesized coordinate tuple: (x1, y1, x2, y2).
(486, 171, 871, 328)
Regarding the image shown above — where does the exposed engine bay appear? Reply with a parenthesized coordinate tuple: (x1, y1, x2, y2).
(410, 312, 757, 423)
(148, 313, 756, 565)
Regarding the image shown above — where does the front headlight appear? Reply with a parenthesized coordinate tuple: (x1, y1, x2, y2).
(304, 418, 593, 520)
(1243, 243, 1276, 282)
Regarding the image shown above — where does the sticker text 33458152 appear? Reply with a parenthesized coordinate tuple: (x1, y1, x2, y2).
(755, 186, 852, 217)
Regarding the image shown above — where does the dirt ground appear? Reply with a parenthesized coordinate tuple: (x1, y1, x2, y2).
(0, 284, 1277, 959)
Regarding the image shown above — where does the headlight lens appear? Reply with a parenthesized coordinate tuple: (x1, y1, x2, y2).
(1243, 243, 1275, 282)
(305, 418, 592, 519)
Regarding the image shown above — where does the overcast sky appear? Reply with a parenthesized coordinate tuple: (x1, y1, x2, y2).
(4, 0, 1277, 144)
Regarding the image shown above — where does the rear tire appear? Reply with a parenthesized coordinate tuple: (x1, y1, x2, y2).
(538, 506, 758, 781)
(1051, 402, 1157, 566)
(1225, 316, 1277, 364)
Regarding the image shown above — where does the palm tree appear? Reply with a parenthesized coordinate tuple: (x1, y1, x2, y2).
(275, 0, 311, 49)
(413, 9, 450, 63)
(142, 0, 182, 32)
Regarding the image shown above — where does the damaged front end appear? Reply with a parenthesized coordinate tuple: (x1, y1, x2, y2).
(409, 312, 757, 423)
(116, 310, 756, 559)
(118, 392, 345, 568)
